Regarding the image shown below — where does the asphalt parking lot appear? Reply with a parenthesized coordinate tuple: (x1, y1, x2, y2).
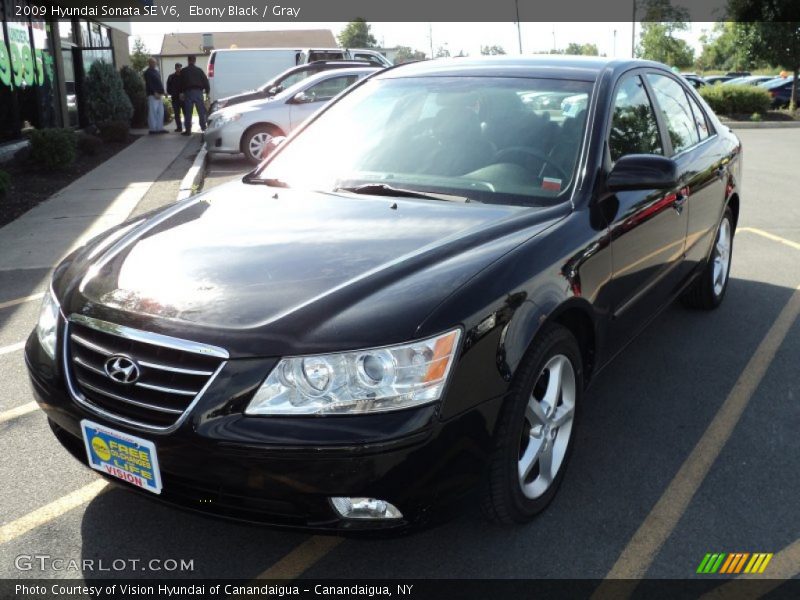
(1, 129, 798, 586)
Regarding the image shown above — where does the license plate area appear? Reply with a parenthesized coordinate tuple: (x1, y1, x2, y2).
(80, 419, 162, 494)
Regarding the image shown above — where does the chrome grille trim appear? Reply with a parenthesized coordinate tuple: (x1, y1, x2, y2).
(70, 314, 229, 359)
(76, 379, 184, 415)
(64, 316, 227, 434)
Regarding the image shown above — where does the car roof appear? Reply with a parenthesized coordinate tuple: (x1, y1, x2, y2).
(373, 55, 672, 83)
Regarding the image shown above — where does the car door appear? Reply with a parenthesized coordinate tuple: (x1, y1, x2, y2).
(288, 73, 360, 129)
(645, 72, 727, 272)
(601, 72, 689, 354)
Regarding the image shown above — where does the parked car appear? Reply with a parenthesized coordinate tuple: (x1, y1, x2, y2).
(681, 74, 707, 89)
(205, 67, 379, 163)
(27, 56, 741, 532)
(722, 75, 775, 86)
(759, 76, 796, 108)
(208, 47, 391, 102)
(704, 75, 734, 85)
(209, 60, 374, 114)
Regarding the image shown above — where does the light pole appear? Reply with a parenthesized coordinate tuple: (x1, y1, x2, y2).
(514, 0, 523, 54)
(631, 0, 636, 58)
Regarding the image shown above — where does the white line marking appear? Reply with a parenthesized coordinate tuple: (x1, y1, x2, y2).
(0, 341, 25, 355)
(0, 292, 45, 311)
(0, 402, 38, 425)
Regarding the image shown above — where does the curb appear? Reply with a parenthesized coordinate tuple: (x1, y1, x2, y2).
(722, 120, 800, 129)
(177, 143, 208, 201)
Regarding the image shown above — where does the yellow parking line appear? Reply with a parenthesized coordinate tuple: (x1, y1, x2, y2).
(255, 536, 343, 579)
(0, 479, 108, 544)
(0, 292, 45, 311)
(0, 401, 38, 425)
(593, 284, 800, 596)
(739, 227, 800, 251)
(0, 341, 25, 355)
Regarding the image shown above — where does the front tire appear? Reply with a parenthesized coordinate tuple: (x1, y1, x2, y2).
(682, 206, 734, 310)
(242, 125, 281, 165)
(481, 324, 583, 524)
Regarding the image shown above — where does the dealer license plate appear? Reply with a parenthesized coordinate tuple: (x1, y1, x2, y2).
(80, 419, 162, 494)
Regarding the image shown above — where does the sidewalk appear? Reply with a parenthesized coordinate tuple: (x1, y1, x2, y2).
(0, 132, 198, 272)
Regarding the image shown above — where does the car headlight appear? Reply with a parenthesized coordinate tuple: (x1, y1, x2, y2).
(246, 329, 462, 416)
(210, 113, 241, 129)
(36, 289, 60, 360)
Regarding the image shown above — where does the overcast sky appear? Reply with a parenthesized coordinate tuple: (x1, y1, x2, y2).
(131, 21, 712, 59)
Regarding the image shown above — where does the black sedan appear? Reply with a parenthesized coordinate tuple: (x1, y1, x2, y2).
(26, 56, 741, 532)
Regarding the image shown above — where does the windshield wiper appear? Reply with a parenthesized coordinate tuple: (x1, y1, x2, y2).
(334, 183, 477, 203)
(243, 174, 289, 188)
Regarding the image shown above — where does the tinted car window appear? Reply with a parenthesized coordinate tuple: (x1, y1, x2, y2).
(259, 77, 593, 205)
(646, 73, 699, 154)
(305, 75, 359, 102)
(609, 75, 662, 162)
(686, 93, 710, 141)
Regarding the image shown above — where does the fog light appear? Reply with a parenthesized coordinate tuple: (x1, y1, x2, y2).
(330, 497, 403, 520)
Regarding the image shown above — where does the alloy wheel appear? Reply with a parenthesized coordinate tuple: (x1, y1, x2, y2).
(518, 354, 576, 499)
(712, 217, 732, 296)
(248, 132, 273, 161)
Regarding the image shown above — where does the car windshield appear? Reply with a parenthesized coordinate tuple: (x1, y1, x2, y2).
(256, 76, 593, 206)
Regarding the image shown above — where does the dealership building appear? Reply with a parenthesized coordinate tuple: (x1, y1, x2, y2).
(0, 2, 130, 146)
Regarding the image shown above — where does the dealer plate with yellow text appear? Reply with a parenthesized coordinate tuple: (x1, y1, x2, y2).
(80, 419, 162, 494)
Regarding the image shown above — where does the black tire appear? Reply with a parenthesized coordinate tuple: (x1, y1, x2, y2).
(682, 206, 734, 310)
(481, 323, 583, 524)
(241, 124, 282, 165)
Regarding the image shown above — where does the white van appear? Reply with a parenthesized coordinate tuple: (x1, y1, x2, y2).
(208, 48, 391, 102)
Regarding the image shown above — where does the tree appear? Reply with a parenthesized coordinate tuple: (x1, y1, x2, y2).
(565, 42, 599, 56)
(119, 65, 147, 128)
(84, 61, 133, 140)
(393, 46, 427, 64)
(634, 0, 694, 68)
(129, 36, 149, 73)
(728, 0, 800, 109)
(338, 18, 377, 49)
(435, 46, 451, 58)
(696, 22, 768, 72)
(481, 45, 506, 55)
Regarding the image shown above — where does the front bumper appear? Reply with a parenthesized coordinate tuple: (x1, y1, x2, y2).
(203, 120, 246, 154)
(26, 333, 503, 533)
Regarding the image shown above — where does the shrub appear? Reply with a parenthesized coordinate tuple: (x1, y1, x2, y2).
(28, 128, 77, 169)
(0, 169, 10, 196)
(699, 84, 771, 116)
(97, 120, 130, 143)
(163, 96, 174, 125)
(119, 65, 147, 128)
(77, 132, 103, 155)
(84, 61, 133, 132)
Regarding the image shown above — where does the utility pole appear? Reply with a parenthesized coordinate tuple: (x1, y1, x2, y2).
(631, 0, 636, 58)
(613, 29, 617, 57)
(429, 23, 434, 59)
(515, 0, 523, 54)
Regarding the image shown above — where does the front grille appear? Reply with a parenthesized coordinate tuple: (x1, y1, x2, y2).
(65, 315, 228, 431)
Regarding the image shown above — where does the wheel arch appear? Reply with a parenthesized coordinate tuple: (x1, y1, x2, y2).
(726, 192, 740, 230)
(239, 122, 285, 155)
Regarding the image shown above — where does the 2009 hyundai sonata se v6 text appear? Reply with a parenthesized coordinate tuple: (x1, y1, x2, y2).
(26, 56, 742, 532)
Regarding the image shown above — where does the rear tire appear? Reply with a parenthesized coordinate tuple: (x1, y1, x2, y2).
(682, 206, 734, 310)
(481, 324, 583, 524)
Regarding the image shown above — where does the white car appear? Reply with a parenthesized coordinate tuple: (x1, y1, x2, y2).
(204, 67, 379, 163)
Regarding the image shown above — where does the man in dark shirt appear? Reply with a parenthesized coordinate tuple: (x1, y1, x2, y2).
(166, 63, 184, 132)
(179, 55, 210, 135)
(143, 57, 167, 134)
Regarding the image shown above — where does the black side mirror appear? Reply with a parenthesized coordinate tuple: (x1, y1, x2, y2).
(607, 154, 678, 192)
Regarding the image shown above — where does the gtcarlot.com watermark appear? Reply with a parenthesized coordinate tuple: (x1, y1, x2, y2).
(15, 554, 194, 573)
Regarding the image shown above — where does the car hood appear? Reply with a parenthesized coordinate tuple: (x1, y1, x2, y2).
(59, 184, 565, 357)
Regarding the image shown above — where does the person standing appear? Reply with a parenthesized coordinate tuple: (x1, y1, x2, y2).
(166, 62, 184, 133)
(179, 55, 209, 135)
(143, 57, 167, 134)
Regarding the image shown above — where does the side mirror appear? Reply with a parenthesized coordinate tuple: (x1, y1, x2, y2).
(291, 92, 312, 104)
(607, 154, 678, 192)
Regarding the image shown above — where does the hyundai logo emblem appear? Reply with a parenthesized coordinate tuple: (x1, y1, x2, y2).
(104, 355, 141, 385)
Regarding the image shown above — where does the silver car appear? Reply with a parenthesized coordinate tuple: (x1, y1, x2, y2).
(205, 67, 380, 164)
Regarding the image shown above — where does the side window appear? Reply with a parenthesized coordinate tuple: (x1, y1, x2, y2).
(305, 75, 358, 103)
(686, 93, 710, 141)
(609, 75, 663, 162)
(646, 73, 700, 154)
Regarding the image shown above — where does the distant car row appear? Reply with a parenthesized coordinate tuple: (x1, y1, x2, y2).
(681, 72, 796, 108)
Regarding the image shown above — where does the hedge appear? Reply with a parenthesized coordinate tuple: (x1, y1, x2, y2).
(29, 128, 78, 169)
(699, 84, 771, 116)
